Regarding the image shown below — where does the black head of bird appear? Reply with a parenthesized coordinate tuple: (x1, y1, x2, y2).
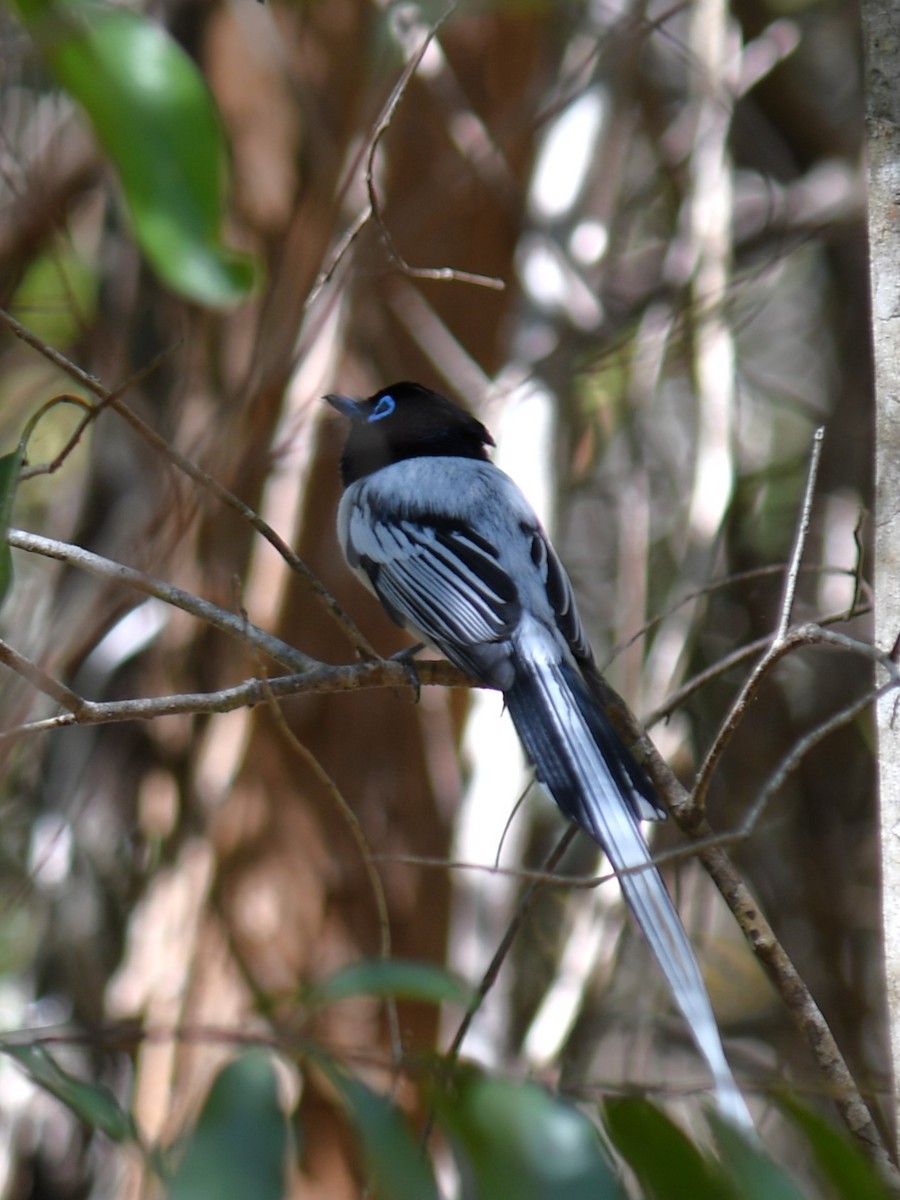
(325, 382, 493, 485)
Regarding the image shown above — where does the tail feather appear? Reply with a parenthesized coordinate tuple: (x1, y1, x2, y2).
(505, 650, 752, 1129)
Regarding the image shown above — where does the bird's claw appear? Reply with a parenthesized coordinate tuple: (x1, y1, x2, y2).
(391, 642, 425, 701)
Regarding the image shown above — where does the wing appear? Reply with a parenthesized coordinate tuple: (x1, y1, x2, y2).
(344, 502, 521, 682)
(522, 522, 593, 666)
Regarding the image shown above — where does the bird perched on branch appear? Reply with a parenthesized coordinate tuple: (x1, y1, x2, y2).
(326, 380, 751, 1128)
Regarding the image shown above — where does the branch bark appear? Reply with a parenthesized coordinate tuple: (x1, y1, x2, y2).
(861, 0, 900, 1153)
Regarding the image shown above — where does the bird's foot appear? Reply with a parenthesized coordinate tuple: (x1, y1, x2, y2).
(391, 643, 425, 701)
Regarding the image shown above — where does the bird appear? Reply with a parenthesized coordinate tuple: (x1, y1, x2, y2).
(326, 380, 751, 1128)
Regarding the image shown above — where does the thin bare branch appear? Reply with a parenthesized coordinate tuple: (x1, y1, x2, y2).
(698, 828, 899, 1183)
(19, 345, 181, 480)
(645, 604, 872, 728)
(600, 663, 900, 1179)
(307, 204, 372, 310)
(690, 426, 832, 813)
(775, 426, 825, 642)
(605, 560, 869, 672)
(9, 528, 314, 672)
(0, 307, 376, 660)
(261, 677, 403, 1072)
(310, 0, 504, 300)
(0, 639, 86, 714)
(362, 4, 507, 291)
(0, 659, 473, 741)
(645, 677, 897, 874)
(420, 827, 578, 1149)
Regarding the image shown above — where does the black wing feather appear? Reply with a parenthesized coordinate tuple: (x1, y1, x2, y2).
(346, 506, 520, 677)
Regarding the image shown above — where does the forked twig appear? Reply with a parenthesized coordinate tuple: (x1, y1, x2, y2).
(309, 0, 504, 306)
(645, 602, 872, 728)
(690, 426, 826, 814)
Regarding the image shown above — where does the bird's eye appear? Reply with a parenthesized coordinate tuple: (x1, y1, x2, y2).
(368, 394, 396, 422)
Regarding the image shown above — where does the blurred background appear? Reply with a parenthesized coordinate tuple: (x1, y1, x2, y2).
(0, 0, 880, 1195)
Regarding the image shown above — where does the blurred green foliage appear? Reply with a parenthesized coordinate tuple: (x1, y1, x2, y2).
(9, 0, 257, 306)
(1, 959, 894, 1198)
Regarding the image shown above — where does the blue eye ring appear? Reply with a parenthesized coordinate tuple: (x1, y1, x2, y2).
(368, 394, 396, 422)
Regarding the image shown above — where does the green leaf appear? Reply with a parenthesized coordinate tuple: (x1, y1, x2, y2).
(0, 446, 23, 608)
(603, 1097, 736, 1200)
(14, 0, 256, 306)
(167, 1052, 288, 1200)
(437, 1068, 624, 1200)
(2, 1043, 136, 1142)
(709, 1112, 806, 1200)
(325, 1065, 440, 1200)
(778, 1095, 892, 1200)
(314, 959, 474, 1007)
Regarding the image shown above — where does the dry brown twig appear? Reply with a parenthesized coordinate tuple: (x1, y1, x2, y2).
(308, 0, 504, 308)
